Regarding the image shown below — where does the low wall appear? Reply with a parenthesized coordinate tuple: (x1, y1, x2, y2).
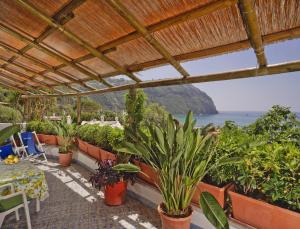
(44, 145, 246, 229)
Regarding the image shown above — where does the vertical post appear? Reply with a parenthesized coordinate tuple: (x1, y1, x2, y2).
(77, 96, 81, 124)
(24, 98, 29, 121)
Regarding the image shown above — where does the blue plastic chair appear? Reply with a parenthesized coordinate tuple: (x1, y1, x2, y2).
(0, 144, 15, 160)
(18, 132, 47, 161)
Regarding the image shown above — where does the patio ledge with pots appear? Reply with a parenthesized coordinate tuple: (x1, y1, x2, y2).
(44, 144, 248, 229)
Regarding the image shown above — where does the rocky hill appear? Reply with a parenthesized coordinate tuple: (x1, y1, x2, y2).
(89, 79, 217, 115)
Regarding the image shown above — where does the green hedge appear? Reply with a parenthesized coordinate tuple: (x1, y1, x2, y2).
(77, 124, 124, 152)
(205, 106, 300, 212)
(0, 105, 22, 123)
(27, 120, 57, 135)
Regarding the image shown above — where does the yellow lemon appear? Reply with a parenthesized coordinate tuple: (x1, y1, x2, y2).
(8, 155, 14, 160)
(13, 157, 19, 163)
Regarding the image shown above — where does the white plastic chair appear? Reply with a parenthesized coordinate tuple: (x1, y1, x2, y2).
(0, 183, 31, 229)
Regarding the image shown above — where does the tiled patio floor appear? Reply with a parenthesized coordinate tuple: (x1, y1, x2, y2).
(2, 160, 161, 229)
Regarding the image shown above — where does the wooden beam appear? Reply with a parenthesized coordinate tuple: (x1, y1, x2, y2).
(106, 0, 189, 78)
(15, 0, 141, 83)
(0, 65, 51, 89)
(0, 42, 96, 90)
(55, 25, 300, 81)
(0, 80, 29, 94)
(0, 22, 113, 88)
(77, 96, 81, 124)
(0, 74, 36, 92)
(0, 57, 70, 92)
(22, 59, 300, 98)
(0, 73, 49, 94)
(238, 0, 267, 67)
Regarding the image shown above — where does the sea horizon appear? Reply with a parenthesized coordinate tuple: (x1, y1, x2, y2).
(174, 110, 300, 127)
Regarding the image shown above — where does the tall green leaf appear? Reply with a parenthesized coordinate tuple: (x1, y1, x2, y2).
(0, 124, 20, 145)
(200, 192, 229, 229)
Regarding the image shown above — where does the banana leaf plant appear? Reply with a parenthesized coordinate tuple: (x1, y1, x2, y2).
(117, 111, 239, 229)
(0, 124, 20, 146)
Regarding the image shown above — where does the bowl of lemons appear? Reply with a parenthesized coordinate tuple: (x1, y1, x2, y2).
(4, 155, 20, 165)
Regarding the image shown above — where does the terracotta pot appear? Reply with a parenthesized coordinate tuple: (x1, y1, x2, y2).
(77, 138, 88, 153)
(56, 136, 65, 146)
(37, 134, 45, 143)
(59, 151, 73, 167)
(43, 134, 57, 145)
(192, 182, 232, 208)
(157, 204, 193, 229)
(101, 149, 117, 161)
(104, 181, 127, 206)
(138, 161, 159, 186)
(87, 143, 101, 161)
(229, 190, 300, 229)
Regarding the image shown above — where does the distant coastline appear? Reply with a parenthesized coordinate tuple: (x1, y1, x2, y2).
(174, 111, 300, 127)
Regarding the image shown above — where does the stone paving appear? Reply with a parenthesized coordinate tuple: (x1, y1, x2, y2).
(2, 160, 161, 229)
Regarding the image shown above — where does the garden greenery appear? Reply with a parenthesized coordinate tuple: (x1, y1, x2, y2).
(206, 106, 300, 212)
(77, 124, 124, 152)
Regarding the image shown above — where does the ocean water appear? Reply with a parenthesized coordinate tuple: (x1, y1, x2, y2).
(174, 111, 300, 128)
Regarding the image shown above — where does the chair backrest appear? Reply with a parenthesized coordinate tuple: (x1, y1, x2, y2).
(19, 132, 41, 155)
(0, 144, 15, 160)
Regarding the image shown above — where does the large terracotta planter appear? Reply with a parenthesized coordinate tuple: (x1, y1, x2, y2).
(104, 181, 127, 206)
(87, 143, 101, 161)
(37, 134, 44, 143)
(59, 151, 73, 167)
(192, 182, 232, 208)
(43, 134, 57, 145)
(158, 204, 193, 229)
(77, 138, 88, 153)
(101, 149, 117, 161)
(56, 136, 65, 146)
(138, 161, 159, 186)
(229, 190, 300, 229)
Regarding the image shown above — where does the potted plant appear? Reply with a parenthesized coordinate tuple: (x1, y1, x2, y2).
(118, 112, 234, 229)
(194, 121, 250, 208)
(228, 142, 300, 229)
(89, 159, 140, 206)
(55, 121, 76, 167)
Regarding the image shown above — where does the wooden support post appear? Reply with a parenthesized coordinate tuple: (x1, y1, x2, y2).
(77, 96, 81, 124)
(238, 0, 267, 68)
(24, 98, 29, 121)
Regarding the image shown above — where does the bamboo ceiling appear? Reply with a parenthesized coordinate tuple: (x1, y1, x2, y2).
(0, 0, 299, 97)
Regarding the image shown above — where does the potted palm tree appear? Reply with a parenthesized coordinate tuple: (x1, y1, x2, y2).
(55, 120, 76, 167)
(118, 112, 235, 229)
(89, 159, 140, 206)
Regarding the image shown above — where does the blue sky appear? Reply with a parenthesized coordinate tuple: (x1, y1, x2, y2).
(137, 39, 300, 112)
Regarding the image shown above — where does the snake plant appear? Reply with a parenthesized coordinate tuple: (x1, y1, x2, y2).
(117, 111, 237, 229)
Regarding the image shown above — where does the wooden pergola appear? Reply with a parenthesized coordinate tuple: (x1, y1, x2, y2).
(0, 0, 300, 122)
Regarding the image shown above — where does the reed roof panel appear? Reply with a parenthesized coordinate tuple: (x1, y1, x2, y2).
(256, 0, 300, 36)
(0, 0, 299, 95)
(42, 30, 89, 59)
(80, 57, 116, 75)
(121, 0, 213, 27)
(0, 30, 27, 50)
(106, 37, 162, 67)
(25, 48, 62, 66)
(0, 0, 48, 38)
(65, 0, 135, 47)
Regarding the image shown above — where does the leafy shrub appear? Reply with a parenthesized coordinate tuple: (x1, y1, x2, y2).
(0, 105, 22, 123)
(204, 122, 253, 186)
(27, 120, 57, 135)
(247, 105, 300, 146)
(235, 142, 300, 212)
(81, 112, 100, 121)
(77, 124, 124, 152)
